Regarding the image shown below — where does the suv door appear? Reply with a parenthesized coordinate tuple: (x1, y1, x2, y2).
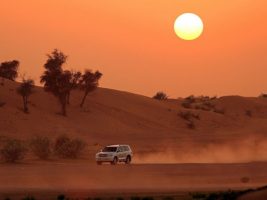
(121, 146, 129, 160)
(117, 146, 125, 161)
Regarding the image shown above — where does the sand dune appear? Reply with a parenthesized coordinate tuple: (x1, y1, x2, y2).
(1, 79, 267, 163)
(1, 79, 267, 199)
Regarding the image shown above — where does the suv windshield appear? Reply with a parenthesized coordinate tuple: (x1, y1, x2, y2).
(102, 147, 117, 152)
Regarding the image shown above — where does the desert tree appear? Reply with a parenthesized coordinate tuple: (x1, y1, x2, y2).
(40, 49, 72, 116)
(153, 91, 168, 100)
(17, 78, 35, 113)
(79, 70, 102, 108)
(65, 70, 82, 104)
(0, 60, 19, 85)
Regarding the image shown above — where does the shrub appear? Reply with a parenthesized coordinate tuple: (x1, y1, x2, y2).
(153, 91, 168, 100)
(178, 111, 200, 121)
(194, 101, 215, 111)
(30, 136, 51, 160)
(181, 95, 195, 108)
(54, 135, 86, 158)
(181, 101, 192, 109)
(259, 93, 267, 98)
(185, 95, 196, 103)
(178, 111, 199, 129)
(0, 139, 27, 163)
(202, 101, 215, 110)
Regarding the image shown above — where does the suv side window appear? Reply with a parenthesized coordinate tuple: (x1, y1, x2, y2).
(123, 146, 129, 151)
(118, 146, 123, 152)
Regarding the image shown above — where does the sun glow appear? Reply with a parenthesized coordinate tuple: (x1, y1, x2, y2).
(174, 13, 204, 41)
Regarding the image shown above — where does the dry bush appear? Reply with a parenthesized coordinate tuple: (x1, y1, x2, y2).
(182, 95, 217, 111)
(194, 101, 215, 111)
(54, 135, 86, 158)
(181, 95, 195, 108)
(0, 139, 27, 163)
(178, 111, 200, 121)
(178, 111, 199, 130)
(181, 101, 192, 109)
(259, 93, 267, 98)
(181, 95, 217, 111)
(30, 136, 51, 160)
(153, 91, 168, 100)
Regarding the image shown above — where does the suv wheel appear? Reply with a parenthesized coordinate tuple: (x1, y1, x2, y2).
(125, 156, 131, 164)
(111, 157, 118, 165)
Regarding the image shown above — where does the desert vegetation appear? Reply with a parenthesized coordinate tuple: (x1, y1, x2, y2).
(181, 95, 225, 115)
(178, 111, 200, 129)
(153, 91, 168, 100)
(79, 70, 102, 107)
(30, 136, 52, 160)
(40, 49, 73, 116)
(0, 135, 87, 162)
(259, 93, 267, 98)
(0, 60, 19, 85)
(16, 78, 35, 113)
(0, 49, 102, 115)
(40, 49, 102, 115)
(54, 135, 87, 159)
(0, 139, 27, 163)
(67, 70, 82, 104)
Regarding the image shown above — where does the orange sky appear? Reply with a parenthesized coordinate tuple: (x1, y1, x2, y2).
(1, 0, 267, 97)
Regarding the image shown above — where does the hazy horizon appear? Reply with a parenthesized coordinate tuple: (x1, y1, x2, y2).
(1, 0, 267, 97)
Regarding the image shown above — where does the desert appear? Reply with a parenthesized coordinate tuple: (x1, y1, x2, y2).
(1, 79, 267, 199)
(1, 1, 267, 199)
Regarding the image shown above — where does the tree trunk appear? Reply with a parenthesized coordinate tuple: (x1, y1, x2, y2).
(23, 96, 28, 113)
(80, 91, 88, 108)
(67, 91, 70, 105)
(60, 95, 67, 116)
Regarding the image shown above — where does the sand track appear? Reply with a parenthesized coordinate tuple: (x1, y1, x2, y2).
(0, 161, 266, 192)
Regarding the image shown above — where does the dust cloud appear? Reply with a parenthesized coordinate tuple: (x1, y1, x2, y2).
(134, 135, 267, 164)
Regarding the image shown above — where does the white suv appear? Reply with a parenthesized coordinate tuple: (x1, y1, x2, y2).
(95, 145, 133, 165)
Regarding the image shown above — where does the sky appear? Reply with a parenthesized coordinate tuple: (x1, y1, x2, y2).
(0, 0, 267, 98)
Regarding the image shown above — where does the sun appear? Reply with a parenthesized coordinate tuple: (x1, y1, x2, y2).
(174, 13, 204, 41)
